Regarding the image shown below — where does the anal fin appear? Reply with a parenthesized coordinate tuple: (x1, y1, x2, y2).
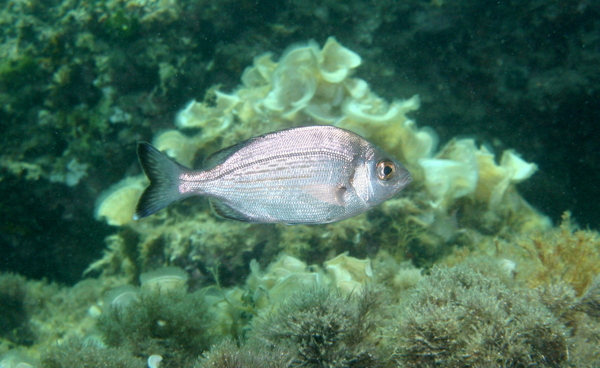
(209, 199, 252, 222)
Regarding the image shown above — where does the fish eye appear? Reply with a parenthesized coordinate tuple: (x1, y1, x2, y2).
(376, 159, 396, 181)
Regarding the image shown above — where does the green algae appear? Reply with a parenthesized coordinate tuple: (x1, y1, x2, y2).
(97, 288, 217, 368)
(102, 9, 141, 41)
(40, 339, 145, 368)
(0, 56, 38, 89)
(250, 286, 389, 367)
(0, 274, 35, 348)
(388, 264, 569, 367)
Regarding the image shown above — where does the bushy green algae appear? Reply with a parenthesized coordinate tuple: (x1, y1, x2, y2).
(3, 251, 600, 367)
(196, 339, 292, 368)
(40, 339, 144, 368)
(388, 264, 569, 368)
(248, 286, 391, 368)
(197, 286, 395, 367)
(102, 8, 141, 41)
(0, 273, 35, 348)
(0, 56, 38, 90)
(97, 287, 220, 368)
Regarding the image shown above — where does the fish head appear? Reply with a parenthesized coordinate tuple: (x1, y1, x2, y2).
(354, 146, 412, 206)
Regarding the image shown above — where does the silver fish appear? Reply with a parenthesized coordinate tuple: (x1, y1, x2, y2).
(134, 125, 412, 224)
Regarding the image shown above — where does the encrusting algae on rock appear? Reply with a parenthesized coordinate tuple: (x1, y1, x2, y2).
(517, 212, 600, 295)
(444, 212, 600, 298)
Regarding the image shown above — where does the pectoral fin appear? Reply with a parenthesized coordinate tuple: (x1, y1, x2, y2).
(301, 184, 346, 206)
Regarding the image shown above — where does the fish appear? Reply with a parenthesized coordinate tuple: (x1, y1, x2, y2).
(134, 125, 412, 224)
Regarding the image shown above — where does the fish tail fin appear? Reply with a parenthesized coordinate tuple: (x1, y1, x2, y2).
(134, 142, 190, 220)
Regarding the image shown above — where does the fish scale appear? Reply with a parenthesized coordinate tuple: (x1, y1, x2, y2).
(134, 125, 412, 224)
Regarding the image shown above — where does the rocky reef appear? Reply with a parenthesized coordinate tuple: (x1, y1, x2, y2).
(1, 0, 600, 367)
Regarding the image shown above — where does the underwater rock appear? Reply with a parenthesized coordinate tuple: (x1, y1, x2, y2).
(92, 37, 552, 309)
(97, 36, 543, 239)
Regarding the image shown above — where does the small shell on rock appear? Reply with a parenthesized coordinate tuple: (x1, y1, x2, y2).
(147, 355, 163, 368)
(499, 258, 517, 279)
(140, 266, 189, 292)
(104, 284, 139, 309)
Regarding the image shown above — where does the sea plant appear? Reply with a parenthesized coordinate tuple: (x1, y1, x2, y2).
(519, 212, 600, 295)
(250, 286, 390, 368)
(40, 338, 144, 368)
(97, 288, 218, 368)
(390, 264, 569, 368)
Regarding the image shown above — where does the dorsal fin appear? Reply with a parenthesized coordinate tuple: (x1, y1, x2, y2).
(202, 127, 315, 169)
(203, 144, 239, 169)
(203, 138, 258, 169)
